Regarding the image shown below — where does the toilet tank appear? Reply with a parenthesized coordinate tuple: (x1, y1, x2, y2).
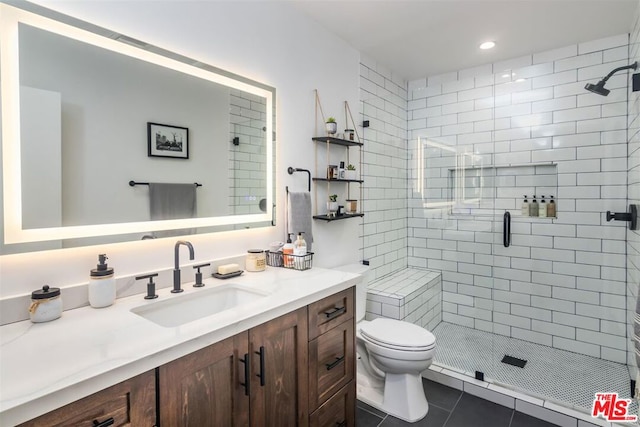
(334, 263, 370, 322)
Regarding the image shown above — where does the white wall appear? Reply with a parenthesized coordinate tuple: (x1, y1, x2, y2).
(408, 34, 631, 362)
(0, 1, 361, 299)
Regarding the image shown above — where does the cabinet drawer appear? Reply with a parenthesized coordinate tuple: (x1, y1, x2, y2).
(309, 381, 355, 427)
(308, 287, 354, 340)
(309, 319, 354, 410)
(19, 370, 156, 427)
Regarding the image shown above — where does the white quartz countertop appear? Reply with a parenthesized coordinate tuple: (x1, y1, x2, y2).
(0, 266, 362, 425)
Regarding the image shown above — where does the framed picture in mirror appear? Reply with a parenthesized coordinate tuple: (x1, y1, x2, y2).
(147, 122, 189, 159)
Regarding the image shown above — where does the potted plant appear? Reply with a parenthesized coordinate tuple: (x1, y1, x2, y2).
(345, 164, 357, 180)
(325, 117, 337, 135)
(327, 194, 338, 217)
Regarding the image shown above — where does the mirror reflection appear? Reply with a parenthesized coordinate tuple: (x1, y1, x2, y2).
(1, 4, 275, 254)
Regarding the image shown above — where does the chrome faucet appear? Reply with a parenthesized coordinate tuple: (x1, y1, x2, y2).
(172, 240, 195, 293)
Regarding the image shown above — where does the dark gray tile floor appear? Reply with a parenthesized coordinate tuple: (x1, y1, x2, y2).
(356, 379, 559, 427)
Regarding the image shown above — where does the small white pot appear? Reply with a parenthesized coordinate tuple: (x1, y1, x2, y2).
(344, 170, 357, 180)
(327, 201, 338, 216)
(326, 122, 337, 135)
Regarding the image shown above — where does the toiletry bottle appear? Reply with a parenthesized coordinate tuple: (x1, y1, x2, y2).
(294, 232, 307, 255)
(547, 196, 556, 217)
(294, 232, 308, 269)
(529, 195, 538, 217)
(89, 254, 115, 308)
(538, 195, 547, 218)
(282, 234, 294, 268)
(338, 161, 345, 179)
(521, 196, 529, 217)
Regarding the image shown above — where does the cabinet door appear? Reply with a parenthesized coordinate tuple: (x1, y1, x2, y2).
(159, 332, 249, 427)
(249, 307, 309, 427)
(309, 319, 355, 411)
(18, 370, 156, 427)
(308, 288, 354, 340)
(309, 381, 355, 427)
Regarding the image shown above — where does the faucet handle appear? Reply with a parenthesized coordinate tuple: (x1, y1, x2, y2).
(136, 273, 159, 299)
(192, 263, 211, 288)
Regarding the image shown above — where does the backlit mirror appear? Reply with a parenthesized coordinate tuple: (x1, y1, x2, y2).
(0, 2, 275, 254)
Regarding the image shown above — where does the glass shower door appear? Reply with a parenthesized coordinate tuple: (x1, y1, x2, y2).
(410, 115, 497, 383)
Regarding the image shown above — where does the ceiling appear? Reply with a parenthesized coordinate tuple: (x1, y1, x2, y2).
(291, 0, 638, 81)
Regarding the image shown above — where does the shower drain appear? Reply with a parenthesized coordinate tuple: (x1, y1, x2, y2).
(501, 355, 527, 368)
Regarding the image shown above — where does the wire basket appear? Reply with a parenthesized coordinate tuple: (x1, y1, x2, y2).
(266, 250, 284, 267)
(266, 251, 314, 271)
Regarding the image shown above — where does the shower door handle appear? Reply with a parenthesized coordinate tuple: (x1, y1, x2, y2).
(503, 212, 511, 248)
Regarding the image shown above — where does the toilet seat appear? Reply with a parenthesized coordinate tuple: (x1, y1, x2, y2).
(360, 318, 436, 351)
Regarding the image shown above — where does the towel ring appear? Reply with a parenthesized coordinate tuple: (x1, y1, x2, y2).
(287, 167, 311, 191)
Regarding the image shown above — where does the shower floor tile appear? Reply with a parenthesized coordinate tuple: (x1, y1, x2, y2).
(431, 322, 635, 413)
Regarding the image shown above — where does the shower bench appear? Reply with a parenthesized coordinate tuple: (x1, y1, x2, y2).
(364, 267, 441, 331)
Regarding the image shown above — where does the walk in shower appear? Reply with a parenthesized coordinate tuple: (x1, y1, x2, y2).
(403, 30, 640, 417)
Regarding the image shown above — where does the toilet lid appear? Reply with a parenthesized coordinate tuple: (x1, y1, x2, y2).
(360, 318, 435, 350)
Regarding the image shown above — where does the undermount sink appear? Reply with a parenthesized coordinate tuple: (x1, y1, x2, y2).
(131, 284, 270, 327)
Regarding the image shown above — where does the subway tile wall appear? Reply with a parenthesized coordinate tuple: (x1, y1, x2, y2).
(359, 55, 409, 280)
(365, 268, 442, 331)
(628, 0, 640, 381)
(229, 88, 267, 215)
(407, 35, 631, 362)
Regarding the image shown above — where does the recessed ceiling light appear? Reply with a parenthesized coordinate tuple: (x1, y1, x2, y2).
(479, 41, 496, 50)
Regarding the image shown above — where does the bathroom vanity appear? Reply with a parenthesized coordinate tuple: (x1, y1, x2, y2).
(1, 267, 360, 426)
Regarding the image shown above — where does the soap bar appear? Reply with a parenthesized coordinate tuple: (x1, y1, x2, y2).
(218, 263, 241, 275)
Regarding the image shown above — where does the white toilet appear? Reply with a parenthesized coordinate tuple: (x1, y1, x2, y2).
(339, 264, 436, 423)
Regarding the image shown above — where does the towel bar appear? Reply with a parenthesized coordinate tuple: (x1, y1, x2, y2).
(129, 180, 202, 187)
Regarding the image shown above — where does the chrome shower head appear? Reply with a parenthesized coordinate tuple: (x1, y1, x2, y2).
(584, 61, 638, 96)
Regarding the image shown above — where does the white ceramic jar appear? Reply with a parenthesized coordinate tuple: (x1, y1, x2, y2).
(246, 249, 266, 272)
(29, 285, 62, 323)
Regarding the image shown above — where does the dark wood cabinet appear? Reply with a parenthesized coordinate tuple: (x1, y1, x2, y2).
(308, 287, 356, 426)
(159, 332, 250, 427)
(309, 382, 355, 427)
(159, 307, 309, 427)
(249, 307, 309, 427)
(20, 288, 355, 427)
(308, 287, 354, 340)
(309, 319, 354, 411)
(18, 370, 156, 427)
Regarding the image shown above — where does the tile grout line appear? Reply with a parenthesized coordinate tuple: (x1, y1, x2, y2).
(507, 407, 516, 427)
(441, 390, 465, 427)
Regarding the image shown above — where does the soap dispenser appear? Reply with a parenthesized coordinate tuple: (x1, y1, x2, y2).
(538, 196, 547, 218)
(521, 196, 529, 217)
(282, 234, 294, 268)
(294, 232, 308, 270)
(89, 254, 115, 308)
(529, 195, 538, 217)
